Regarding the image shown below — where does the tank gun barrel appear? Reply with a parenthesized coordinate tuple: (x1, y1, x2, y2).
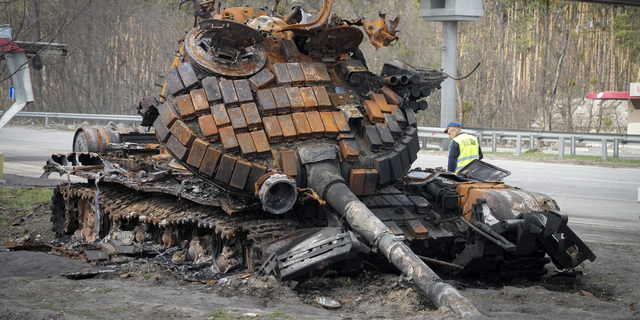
(305, 159, 480, 317)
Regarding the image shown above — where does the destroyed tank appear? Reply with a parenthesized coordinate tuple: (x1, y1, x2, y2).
(43, 0, 595, 315)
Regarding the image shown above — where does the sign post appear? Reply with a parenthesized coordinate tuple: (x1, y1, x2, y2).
(631, 83, 640, 97)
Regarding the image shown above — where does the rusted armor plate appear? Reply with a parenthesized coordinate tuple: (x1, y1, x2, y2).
(306, 111, 325, 138)
(332, 111, 351, 133)
(215, 154, 237, 184)
(257, 89, 277, 116)
(233, 79, 254, 103)
(198, 114, 219, 141)
(403, 136, 418, 163)
(405, 219, 428, 239)
(387, 151, 404, 181)
(166, 136, 188, 161)
(164, 67, 185, 96)
(153, 117, 171, 143)
(241, 102, 262, 131)
(384, 220, 404, 236)
(199, 146, 222, 177)
(349, 168, 367, 195)
(229, 160, 252, 189)
(286, 63, 305, 87)
(227, 107, 248, 133)
(190, 88, 210, 116)
(385, 113, 402, 138)
(313, 86, 332, 110)
(389, 104, 407, 128)
(219, 79, 239, 107)
(396, 144, 411, 173)
(362, 125, 383, 151)
(381, 85, 402, 105)
(373, 154, 391, 186)
(300, 62, 320, 86)
(170, 120, 196, 147)
(408, 195, 431, 214)
(319, 112, 338, 138)
(157, 101, 179, 128)
(314, 62, 332, 85)
(363, 100, 385, 123)
(262, 116, 283, 143)
(279, 39, 301, 62)
(277, 114, 297, 141)
(250, 130, 270, 157)
(236, 132, 257, 158)
(210, 104, 231, 127)
(372, 93, 391, 113)
(186, 138, 209, 168)
(248, 69, 275, 92)
(291, 112, 311, 139)
(271, 87, 291, 114)
(279, 149, 298, 176)
(339, 139, 359, 162)
(202, 77, 222, 103)
(376, 123, 395, 149)
(299, 87, 318, 111)
(219, 126, 239, 153)
(175, 94, 196, 121)
(245, 163, 267, 194)
(285, 87, 305, 113)
(363, 169, 378, 195)
(272, 63, 292, 86)
(177, 62, 199, 90)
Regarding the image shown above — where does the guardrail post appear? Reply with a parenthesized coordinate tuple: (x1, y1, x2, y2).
(422, 138, 427, 149)
(45, 114, 49, 127)
(516, 135, 522, 157)
(613, 138, 619, 158)
(492, 132, 497, 152)
(559, 137, 565, 159)
(529, 134, 535, 150)
(477, 132, 483, 148)
(602, 139, 607, 161)
(570, 136, 576, 155)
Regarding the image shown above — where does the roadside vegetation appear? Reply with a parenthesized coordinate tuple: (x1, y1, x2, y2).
(0, 188, 52, 226)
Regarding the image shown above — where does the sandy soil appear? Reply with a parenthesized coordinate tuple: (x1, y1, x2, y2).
(0, 183, 638, 319)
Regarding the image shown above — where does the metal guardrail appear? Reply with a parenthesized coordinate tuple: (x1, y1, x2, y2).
(418, 126, 640, 159)
(3, 111, 639, 159)
(0, 111, 142, 127)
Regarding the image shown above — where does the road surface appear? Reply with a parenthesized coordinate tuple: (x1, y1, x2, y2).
(414, 155, 640, 246)
(2, 125, 639, 245)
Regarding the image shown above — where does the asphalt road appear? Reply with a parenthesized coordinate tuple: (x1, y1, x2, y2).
(0, 125, 82, 184)
(2, 125, 639, 246)
(414, 155, 640, 246)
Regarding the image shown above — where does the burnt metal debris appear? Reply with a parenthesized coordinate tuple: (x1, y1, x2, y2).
(38, 0, 595, 317)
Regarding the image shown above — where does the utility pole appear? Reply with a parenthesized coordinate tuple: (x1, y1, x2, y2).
(419, 0, 483, 150)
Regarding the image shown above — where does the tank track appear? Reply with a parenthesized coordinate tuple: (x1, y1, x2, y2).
(51, 182, 298, 271)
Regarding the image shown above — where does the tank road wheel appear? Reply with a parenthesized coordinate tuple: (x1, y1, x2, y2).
(75, 199, 97, 242)
(50, 185, 77, 238)
(216, 238, 244, 273)
(211, 232, 224, 272)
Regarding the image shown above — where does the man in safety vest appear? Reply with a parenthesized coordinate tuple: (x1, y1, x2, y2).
(444, 121, 483, 172)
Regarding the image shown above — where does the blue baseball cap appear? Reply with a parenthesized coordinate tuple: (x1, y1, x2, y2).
(443, 121, 460, 133)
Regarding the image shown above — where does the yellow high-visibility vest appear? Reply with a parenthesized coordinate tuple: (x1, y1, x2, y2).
(453, 133, 480, 172)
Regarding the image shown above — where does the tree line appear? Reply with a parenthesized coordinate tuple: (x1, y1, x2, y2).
(1, 0, 638, 133)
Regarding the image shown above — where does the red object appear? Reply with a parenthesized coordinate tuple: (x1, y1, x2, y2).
(0, 38, 23, 52)
(587, 91, 640, 100)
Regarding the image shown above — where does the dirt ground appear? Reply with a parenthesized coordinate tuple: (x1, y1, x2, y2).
(1, 171, 639, 320)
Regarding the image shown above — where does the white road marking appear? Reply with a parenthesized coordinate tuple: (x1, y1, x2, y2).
(562, 177, 640, 185)
(548, 192, 638, 202)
